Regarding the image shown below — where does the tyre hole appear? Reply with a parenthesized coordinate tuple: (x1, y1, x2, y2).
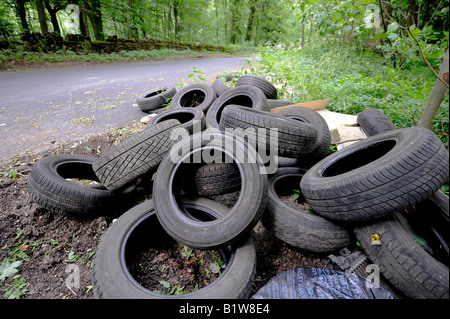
(216, 94, 253, 124)
(171, 148, 242, 214)
(155, 111, 196, 125)
(179, 89, 206, 108)
(56, 162, 104, 188)
(123, 212, 230, 295)
(321, 140, 396, 177)
(144, 90, 165, 99)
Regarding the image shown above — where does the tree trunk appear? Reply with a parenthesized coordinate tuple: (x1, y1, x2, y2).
(406, 0, 417, 30)
(417, 48, 449, 129)
(245, 0, 256, 42)
(43, 0, 62, 34)
(85, 0, 104, 41)
(308, 19, 313, 44)
(16, 0, 30, 33)
(79, 3, 90, 39)
(230, 0, 239, 44)
(36, 0, 49, 35)
(174, 0, 180, 39)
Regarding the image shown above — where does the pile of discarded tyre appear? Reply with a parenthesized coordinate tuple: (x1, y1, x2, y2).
(27, 74, 449, 299)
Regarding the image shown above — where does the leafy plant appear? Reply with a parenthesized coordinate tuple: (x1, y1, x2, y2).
(188, 67, 206, 82)
(3, 275, 28, 299)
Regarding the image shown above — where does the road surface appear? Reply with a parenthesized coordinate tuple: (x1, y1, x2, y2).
(0, 56, 249, 167)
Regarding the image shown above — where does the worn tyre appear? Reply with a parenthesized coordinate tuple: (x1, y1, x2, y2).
(136, 86, 176, 113)
(219, 104, 318, 158)
(212, 78, 230, 96)
(92, 199, 256, 299)
(267, 99, 294, 110)
(194, 163, 241, 196)
(300, 127, 449, 222)
(171, 83, 217, 113)
(263, 167, 352, 253)
(357, 108, 396, 136)
(205, 85, 270, 129)
(27, 154, 134, 215)
(236, 74, 277, 99)
(275, 106, 331, 164)
(153, 130, 268, 249)
(147, 108, 205, 134)
(93, 120, 189, 191)
(354, 210, 449, 299)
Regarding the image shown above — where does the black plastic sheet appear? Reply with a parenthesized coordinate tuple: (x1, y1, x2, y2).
(251, 267, 393, 299)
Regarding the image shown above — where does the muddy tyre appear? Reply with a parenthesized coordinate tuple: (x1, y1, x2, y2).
(212, 78, 230, 96)
(205, 85, 270, 129)
(136, 86, 176, 113)
(93, 120, 189, 191)
(147, 108, 205, 134)
(92, 199, 256, 299)
(153, 130, 268, 249)
(354, 211, 449, 299)
(171, 83, 217, 113)
(236, 74, 277, 99)
(194, 163, 241, 196)
(275, 106, 331, 164)
(263, 167, 352, 253)
(300, 127, 449, 222)
(219, 105, 318, 158)
(27, 154, 134, 215)
(357, 108, 396, 136)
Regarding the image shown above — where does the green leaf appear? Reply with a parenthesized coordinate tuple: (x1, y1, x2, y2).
(387, 33, 399, 41)
(0, 259, 22, 281)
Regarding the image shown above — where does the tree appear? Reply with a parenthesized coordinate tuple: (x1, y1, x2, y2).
(43, 0, 68, 35)
(36, 0, 49, 34)
(417, 48, 449, 129)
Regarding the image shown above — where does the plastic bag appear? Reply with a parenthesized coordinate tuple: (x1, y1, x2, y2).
(251, 267, 393, 299)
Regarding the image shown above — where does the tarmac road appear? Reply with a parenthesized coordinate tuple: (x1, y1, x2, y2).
(0, 56, 249, 167)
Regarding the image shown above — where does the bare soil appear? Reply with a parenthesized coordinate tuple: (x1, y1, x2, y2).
(0, 124, 339, 300)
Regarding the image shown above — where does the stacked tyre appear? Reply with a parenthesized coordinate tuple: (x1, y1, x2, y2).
(26, 73, 449, 299)
(299, 109, 449, 299)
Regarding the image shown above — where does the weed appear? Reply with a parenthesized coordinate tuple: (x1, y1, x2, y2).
(3, 275, 28, 299)
(71, 116, 95, 125)
(188, 67, 206, 82)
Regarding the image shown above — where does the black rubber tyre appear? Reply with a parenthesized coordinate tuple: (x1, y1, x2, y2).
(147, 108, 205, 134)
(194, 163, 241, 196)
(93, 120, 189, 191)
(275, 106, 331, 164)
(212, 78, 230, 96)
(136, 86, 176, 113)
(354, 211, 449, 299)
(205, 85, 270, 129)
(263, 167, 352, 253)
(357, 108, 396, 136)
(171, 83, 217, 113)
(413, 190, 449, 265)
(219, 105, 318, 158)
(153, 130, 268, 249)
(300, 127, 449, 222)
(267, 99, 294, 109)
(92, 199, 256, 299)
(236, 74, 277, 99)
(27, 154, 134, 215)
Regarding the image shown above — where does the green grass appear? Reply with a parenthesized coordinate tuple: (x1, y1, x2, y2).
(250, 41, 449, 148)
(250, 41, 448, 195)
(0, 47, 207, 68)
